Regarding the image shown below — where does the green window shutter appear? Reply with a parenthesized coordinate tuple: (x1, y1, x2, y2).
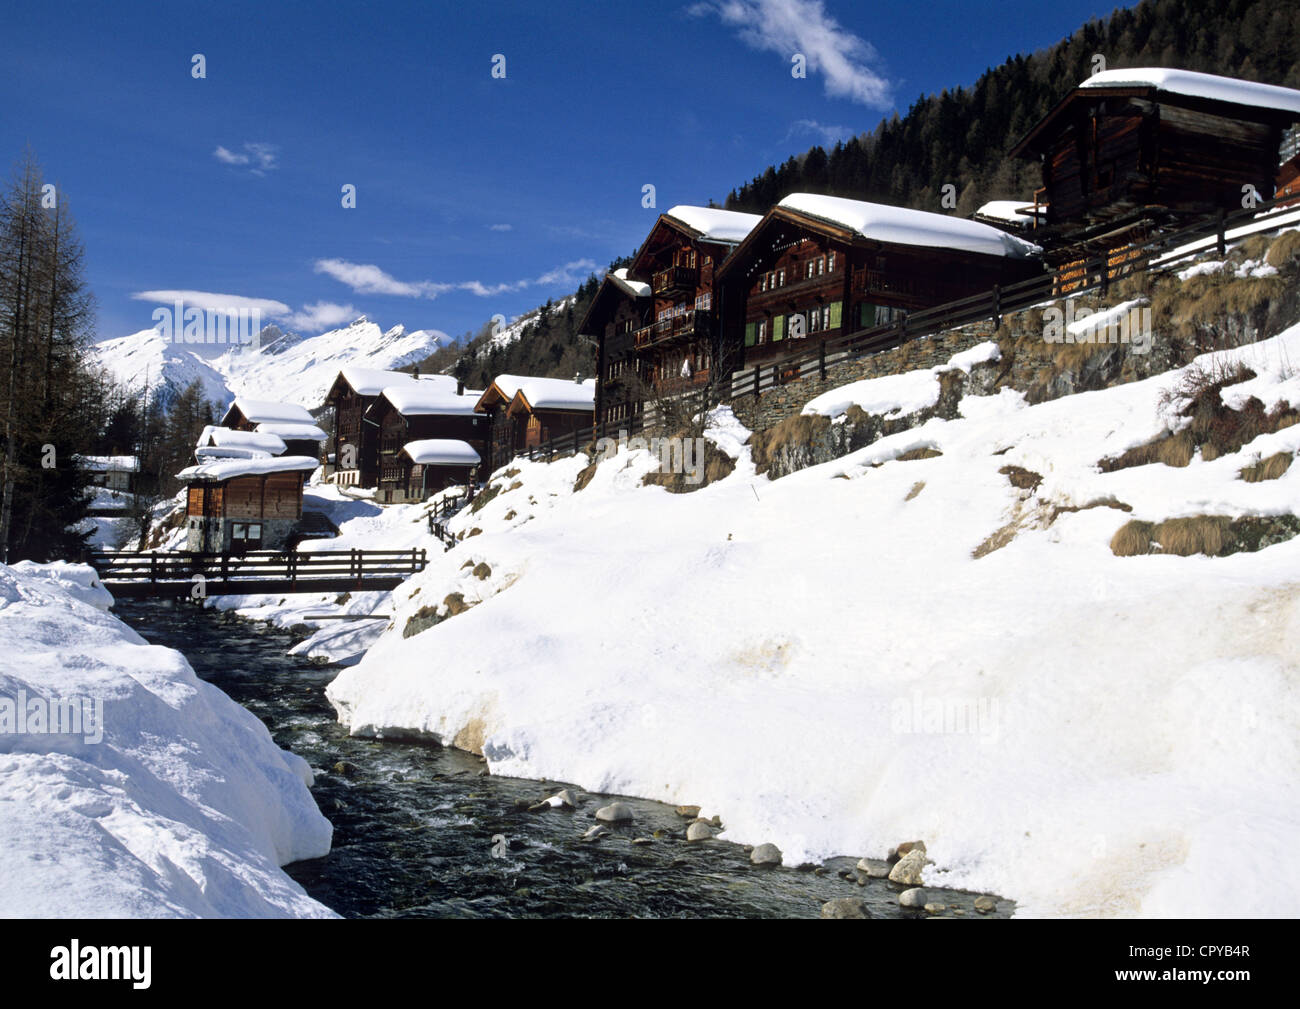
(744, 322, 756, 347)
(860, 302, 876, 327)
(829, 301, 842, 329)
(773, 315, 785, 341)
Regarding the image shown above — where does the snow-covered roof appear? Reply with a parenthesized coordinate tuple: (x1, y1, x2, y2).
(338, 366, 457, 397)
(1080, 68, 1300, 116)
(177, 454, 319, 483)
(610, 268, 651, 299)
(664, 205, 763, 244)
(76, 455, 139, 473)
(380, 384, 479, 417)
(511, 377, 597, 412)
(197, 425, 287, 456)
(975, 200, 1041, 225)
(778, 193, 1043, 258)
(400, 439, 482, 466)
(224, 398, 315, 426)
(255, 421, 328, 442)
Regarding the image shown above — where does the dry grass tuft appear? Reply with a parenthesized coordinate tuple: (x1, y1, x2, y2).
(1239, 451, 1293, 482)
(1266, 230, 1300, 270)
(904, 481, 925, 501)
(1154, 516, 1229, 556)
(895, 446, 943, 461)
(573, 462, 598, 492)
(1110, 520, 1155, 556)
(747, 414, 831, 475)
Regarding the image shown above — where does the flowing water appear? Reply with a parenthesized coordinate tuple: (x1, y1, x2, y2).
(116, 599, 1010, 919)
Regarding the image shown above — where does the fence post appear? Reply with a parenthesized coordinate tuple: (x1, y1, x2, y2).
(992, 284, 1002, 329)
(1216, 208, 1226, 258)
(819, 340, 826, 380)
(753, 365, 760, 399)
(289, 551, 297, 585)
(150, 552, 157, 586)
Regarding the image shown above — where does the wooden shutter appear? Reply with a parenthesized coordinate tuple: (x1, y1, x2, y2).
(744, 322, 756, 347)
(829, 301, 842, 329)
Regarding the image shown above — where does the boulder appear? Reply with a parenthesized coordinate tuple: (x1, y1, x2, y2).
(594, 802, 634, 823)
(888, 848, 928, 885)
(821, 897, 870, 919)
(750, 843, 782, 867)
(898, 887, 929, 908)
(686, 821, 714, 841)
(974, 895, 997, 914)
(855, 857, 891, 878)
(675, 805, 701, 818)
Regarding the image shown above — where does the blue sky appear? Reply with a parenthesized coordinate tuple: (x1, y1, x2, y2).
(2, 0, 1130, 345)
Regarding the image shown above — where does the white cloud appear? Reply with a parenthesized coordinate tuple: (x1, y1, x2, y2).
(314, 258, 600, 300)
(691, 0, 892, 108)
(488, 223, 513, 231)
(283, 302, 363, 332)
(131, 290, 291, 317)
(314, 259, 449, 298)
(213, 142, 279, 175)
(785, 118, 857, 146)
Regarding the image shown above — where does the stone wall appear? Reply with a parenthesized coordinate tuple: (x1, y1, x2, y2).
(725, 320, 999, 432)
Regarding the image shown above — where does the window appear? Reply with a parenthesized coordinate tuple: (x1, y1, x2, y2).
(809, 309, 821, 334)
(828, 252, 836, 272)
(768, 271, 776, 289)
(758, 319, 767, 344)
(818, 256, 825, 276)
(232, 523, 246, 540)
(778, 268, 785, 286)
(806, 260, 815, 280)
(760, 274, 767, 292)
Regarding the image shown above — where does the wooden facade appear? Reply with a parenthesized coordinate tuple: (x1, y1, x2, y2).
(322, 375, 383, 487)
(1011, 75, 1300, 255)
(579, 270, 651, 428)
(716, 200, 1043, 368)
(183, 469, 307, 552)
(388, 454, 479, 502)
(1278, 155, 1300, 207)
(622, 211, 753, 406)
(506, 393, 589, 450)
(367, 393, 486, 500)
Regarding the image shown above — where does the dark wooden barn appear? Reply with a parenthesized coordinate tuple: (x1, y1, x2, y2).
(389, 440, 483, 502)
(716, 193, 1043, 373)
(1010, 68, 1300, 256)
(577, 268, 652, 429)
(321, 368, 461, 487)
(364, 384, 487, 502)
(178, 455, 319, 553)
(619, 206, 761, 413)
(474, 375, 595, 461)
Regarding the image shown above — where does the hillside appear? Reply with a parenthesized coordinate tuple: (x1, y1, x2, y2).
(722, 0, 1300, 216)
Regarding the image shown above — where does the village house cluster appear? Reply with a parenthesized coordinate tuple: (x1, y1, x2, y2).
(170, 68, 1300, 553)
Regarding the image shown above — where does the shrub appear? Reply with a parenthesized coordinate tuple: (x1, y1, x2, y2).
(1239, 452, 1293, 482)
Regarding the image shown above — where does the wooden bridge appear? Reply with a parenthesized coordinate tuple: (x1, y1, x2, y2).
(88, 548, 428, 598)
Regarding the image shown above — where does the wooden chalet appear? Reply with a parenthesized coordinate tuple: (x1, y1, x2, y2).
(577, 268, 652, 428)
(1010, 68, 1300, 259)
(474, 375, 595, 459)
(220, 398, 317, 434)
(389, 440, 482, 502)
(177, 455, 319, 553)
(365, 384, 486, 503)
(621, 205, 762, 405)
(716, 193, 1043, 370)
(321, 368, 461, 487)
(77, 455, 138, 493)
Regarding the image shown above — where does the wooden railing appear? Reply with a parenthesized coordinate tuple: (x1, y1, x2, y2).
(88, 548, 427, 597)
(522, 411, 648, 462)
(634, 309, 711, 349)
(652, 265, 696, 295)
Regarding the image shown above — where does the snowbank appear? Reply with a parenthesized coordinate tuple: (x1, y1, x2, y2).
(325, 324, 1300, 919)
(0, 561, 335, 918)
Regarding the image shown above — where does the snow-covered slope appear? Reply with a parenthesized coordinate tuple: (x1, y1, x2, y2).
(96, 318, 445, 413)
(323, 326, 1300, 919)
(95, 327, 234, 411)
(0, 562, 336, 918)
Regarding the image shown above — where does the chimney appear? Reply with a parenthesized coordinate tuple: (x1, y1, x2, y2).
(410, 364, 419, 378)
(574, 372, 582, 384)
(456, 380, 465, 396)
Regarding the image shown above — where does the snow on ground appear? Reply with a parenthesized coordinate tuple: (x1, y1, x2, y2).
(322, 323, 1300, 919)
(802, 341, 1001, 420)
(0, 561, 335, 918)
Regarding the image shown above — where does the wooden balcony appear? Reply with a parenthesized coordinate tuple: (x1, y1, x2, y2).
(652, 265, 697, 296)
(633, 309, 711, 349)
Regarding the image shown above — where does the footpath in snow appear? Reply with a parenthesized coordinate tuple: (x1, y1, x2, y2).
(319, 324, 1300, 919)
(0, 562, 335, 918)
